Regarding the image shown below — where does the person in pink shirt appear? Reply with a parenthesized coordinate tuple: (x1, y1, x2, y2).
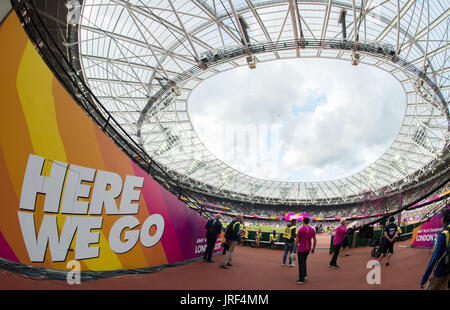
(329, 219, 348, 269)
(293, 217, 317, 284)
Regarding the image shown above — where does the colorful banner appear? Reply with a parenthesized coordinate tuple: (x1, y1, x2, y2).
(411, 205, 449, 248)
(406, 190, 449, 210)
(284, 213, 314, 221)
(0, 13, 221, 272)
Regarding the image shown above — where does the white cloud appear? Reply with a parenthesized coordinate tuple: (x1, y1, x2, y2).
(189, 58, 405, 182)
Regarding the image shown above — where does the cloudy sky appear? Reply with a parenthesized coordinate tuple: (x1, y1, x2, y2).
(188, 58, 405, 183)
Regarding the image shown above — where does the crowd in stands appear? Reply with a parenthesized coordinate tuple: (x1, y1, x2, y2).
(205, 199, 399, 222)
(171, 165, 448, 232)
(402, 199, 448, 224)
(195, 171, 449, 229)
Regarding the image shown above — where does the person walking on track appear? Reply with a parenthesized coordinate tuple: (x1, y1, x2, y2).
(294, 217, 317, 284)
(221, 214, 243, 269)
(329, 219, 348, 269)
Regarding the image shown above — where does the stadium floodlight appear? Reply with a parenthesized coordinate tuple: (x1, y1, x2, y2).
(186, 159, 207, 175)
(249, 183, 262, 196)
(155, 141, 171, 156)
(412, 125, 435, 154)
(351, 52, 360, 65)
(211, 49, 222, 61)
(218, 173, 230, 189)
(280, 187, 291, 199)
(147, 92, 176, 119)
(172, 86, 181, 96)
(246, 55, 256, 69)
(336, 184, 347, 198)
(390, 154, 408, 176)
(415, 78, 424, 89)
(369, 172, 377, 189)
(155, 132, 180, 156)
(307, 188, 317, 200)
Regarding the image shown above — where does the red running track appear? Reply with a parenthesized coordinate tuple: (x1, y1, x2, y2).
(0, 235, 432, 290)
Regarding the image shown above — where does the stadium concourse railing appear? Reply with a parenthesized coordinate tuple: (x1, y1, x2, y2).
(11, 0, 216, 221)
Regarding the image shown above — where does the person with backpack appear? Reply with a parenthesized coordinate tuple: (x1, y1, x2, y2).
(379, 216, 399, 267)
(282, 219, 297, 267)
(221, 214, 243, 269)
(421, 209, 450, 290)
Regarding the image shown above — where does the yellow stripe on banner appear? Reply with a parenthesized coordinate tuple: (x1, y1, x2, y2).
(16, 42, 67, 162)
(16, 41, 123, 271)
(439, 190, 450, 198)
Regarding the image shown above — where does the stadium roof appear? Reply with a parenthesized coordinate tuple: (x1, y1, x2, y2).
(75, 0, 449, 204)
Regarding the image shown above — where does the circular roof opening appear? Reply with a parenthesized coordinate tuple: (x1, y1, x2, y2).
(75, 0, 449, 203)
(189, 58, 406, 182)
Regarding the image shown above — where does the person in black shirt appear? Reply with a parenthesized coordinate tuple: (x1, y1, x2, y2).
(203, 214, 223, 263)
(378, 216, 399, 267)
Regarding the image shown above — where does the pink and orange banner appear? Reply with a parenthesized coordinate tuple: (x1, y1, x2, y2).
(0, 13, 221, 272)
(284, 213, 314, 221)
(411, 205, 449, 248)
